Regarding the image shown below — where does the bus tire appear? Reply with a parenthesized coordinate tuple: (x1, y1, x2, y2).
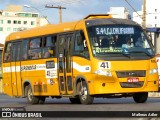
(133, 92, 148, 103)
(78, 81, 94, 104)
(69, 98, 81, 104)
(39, 97, 46, 104)
(26, 85, 39, 104)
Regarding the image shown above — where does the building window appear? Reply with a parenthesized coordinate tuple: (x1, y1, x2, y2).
(7, 27, 11, 31)
(31, 21, 35, 25)
(7, 20, 11, 24)
(155, 9, 157, 12)
(13, 28, 17, 31)
(155, 16, 157, 19)
(17, 13, 25, 17)
(24, 21, 27, 24)
(32, 14, 38, 17)
(13, 20, 17, 24)
(5, 13, 9, 16)
(0, 20, 3, 24)
(155, 24, 157, 27)
(18, 21, 21, 24)
(0, 27, 3, 31)
(25, 13, 31, 17)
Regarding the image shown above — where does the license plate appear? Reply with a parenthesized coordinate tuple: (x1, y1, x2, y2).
(127, 78, 139, 82)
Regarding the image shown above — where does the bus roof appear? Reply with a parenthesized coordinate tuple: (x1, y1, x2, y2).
(6, 21, 79, 41)
(5, 14, 139, 41)
(5, 14, 113, 41)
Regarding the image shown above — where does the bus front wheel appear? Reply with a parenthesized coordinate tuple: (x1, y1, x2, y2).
(133, 92, 148, 103)
(78, 81, 94, 104)
(26, 85, 39, 104)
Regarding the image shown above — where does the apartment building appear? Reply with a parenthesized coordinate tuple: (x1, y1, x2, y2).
(108, 7, 131, 19)
(0, 5, 49, 44)
(133, 0, 160, 54)
(133, 0, 160, 27)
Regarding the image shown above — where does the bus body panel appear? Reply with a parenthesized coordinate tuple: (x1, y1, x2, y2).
(3, 63, 12, 96)
(21, 59, 60, 96)
(72, 57, 158, 95)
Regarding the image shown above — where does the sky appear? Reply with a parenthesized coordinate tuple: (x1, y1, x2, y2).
(0, 0, 143, 24)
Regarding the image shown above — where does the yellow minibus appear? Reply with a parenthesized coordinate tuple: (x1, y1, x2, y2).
(2, 14, 159, 104)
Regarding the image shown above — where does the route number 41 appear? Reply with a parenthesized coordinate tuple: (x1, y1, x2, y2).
(99, 62, 111, 69)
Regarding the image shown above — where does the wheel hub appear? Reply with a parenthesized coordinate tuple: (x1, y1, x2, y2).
(28, 89, 33, 101)
(80, 87, 87, 100)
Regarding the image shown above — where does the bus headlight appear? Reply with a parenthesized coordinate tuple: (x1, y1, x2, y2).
(94, 70, 112, 76)
(149, 68, 158, 74)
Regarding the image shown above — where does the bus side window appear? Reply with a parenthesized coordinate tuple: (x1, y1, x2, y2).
(29, 37, 42, 59)
(28, 49, 40, 59)
(43, 36, 56, 58)
(4, 43, 11, 62)
(30, 38, 41, 49)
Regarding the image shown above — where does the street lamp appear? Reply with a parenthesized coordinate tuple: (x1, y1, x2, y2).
(23, 5, 50, 26)
(24, 5, 31, 8)
(24, 5, 41, 14)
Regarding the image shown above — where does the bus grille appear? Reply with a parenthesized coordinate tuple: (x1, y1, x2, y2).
(120, 82, 144, 88)
(116, 70, 146, 78)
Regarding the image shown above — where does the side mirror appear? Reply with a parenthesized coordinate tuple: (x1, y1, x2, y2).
(84, 40, 87, 47)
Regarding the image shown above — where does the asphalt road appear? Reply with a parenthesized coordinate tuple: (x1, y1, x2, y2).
(0, 94, 160, 120)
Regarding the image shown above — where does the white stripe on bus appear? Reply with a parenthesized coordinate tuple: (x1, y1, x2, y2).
(3, 62, 91, 73)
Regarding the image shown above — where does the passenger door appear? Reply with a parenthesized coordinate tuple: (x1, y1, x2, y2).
(58, 33, 73, 95)
(11, 42, 22, 96)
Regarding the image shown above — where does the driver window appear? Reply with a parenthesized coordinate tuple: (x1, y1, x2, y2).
(74, 31, 89, 58)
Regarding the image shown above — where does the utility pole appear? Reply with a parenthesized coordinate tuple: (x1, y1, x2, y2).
(45, 5, 66, 23)
(142, 0, 146, 30)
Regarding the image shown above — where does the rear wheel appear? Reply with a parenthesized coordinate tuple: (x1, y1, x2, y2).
(26, 85, 39, 104)
(69, 98, 81, 104)
(133, 92, 148, 103)
(78, 81, 94, 104)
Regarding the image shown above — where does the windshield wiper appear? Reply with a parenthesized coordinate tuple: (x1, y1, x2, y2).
(128, 47, 153, 57)
(129, 51, 152, 57)
(122, 53, 131, 58)
(105, 52, 131, 58)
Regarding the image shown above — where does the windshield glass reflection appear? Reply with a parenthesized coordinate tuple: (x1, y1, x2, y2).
(87, 25, 154, 58)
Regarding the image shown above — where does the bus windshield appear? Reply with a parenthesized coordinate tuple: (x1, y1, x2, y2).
(87, 25, 155, 59)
